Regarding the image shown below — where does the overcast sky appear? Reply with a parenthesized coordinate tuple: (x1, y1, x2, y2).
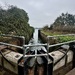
(0, 0, 75, 28)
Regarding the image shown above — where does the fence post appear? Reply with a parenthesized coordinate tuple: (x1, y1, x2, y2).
(69, 42, 75, 68)
(22, 37, 26, 75)
(47, 36, 53, 75)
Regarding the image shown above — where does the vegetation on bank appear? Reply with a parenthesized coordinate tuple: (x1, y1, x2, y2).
(41, 29, 75, 43)
(0, 5, 34, 43)
(58, 36, 75, 43)
(41, 13, 75, 43)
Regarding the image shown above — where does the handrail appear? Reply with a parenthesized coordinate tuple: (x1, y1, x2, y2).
(24, 43, 47, 47)
(47, 35, 75, 67)
(24, 53, 48, 57)
(0, 42, 23, 49)
(0, 35, 24, 68)
(0, 34, 75, 75)
(54, 49, 69, 66)
(0, 34, 25, 45)
(0, 34, 25, 39)
(49, 40, 75, 48)
(47, 34, 75, 38)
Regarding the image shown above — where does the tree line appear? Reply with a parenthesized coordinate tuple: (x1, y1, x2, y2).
(0, 5, 34, 43)
(43, 13, 75, 33)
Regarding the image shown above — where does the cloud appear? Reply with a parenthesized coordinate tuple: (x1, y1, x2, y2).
(0, 0, 5, 7)
(0, 0, 75, 27)
(45, 12, 51, 16)
(28, 0, 44, 10)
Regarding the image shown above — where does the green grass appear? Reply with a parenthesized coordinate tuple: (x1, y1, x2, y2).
(41, 30, 62, 36)
(41, 30, 75, 43)
(58, 36, 75, 43)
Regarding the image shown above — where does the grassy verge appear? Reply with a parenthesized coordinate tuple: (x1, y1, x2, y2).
(41, 30, 75, 43)
(58, 36, 75, 43)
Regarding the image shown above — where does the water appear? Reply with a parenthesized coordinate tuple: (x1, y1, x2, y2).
(29, 28, 40, 52)
(29, 28, 47, 52)
(24, 29, 47, 75)
(33, 29, 39, 44)
(29, 28, 39, 44)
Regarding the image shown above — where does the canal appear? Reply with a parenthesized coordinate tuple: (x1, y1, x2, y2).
(24, 28, 48, 75)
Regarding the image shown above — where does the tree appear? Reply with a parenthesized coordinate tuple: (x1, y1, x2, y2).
(0, 5, 34, 43)
(51, 13, 75, 31)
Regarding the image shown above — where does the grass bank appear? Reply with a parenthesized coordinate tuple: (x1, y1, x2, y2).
(41, 30, 75, 43)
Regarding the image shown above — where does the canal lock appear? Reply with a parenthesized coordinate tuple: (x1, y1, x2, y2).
(18, 28, 53, 75)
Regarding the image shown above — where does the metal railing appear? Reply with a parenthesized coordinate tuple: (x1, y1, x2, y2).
(47, 34, 75, 70)
(23, 34, 75, 75)
(0, 34, 75, 75)
(0, 34, 25, 67)
(47, 34, 75, 50)
(0, 34, 25, 46)
(47, 34, 75, 38)
(0, 34, 25, 49)
(0, 34, 75, 59)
